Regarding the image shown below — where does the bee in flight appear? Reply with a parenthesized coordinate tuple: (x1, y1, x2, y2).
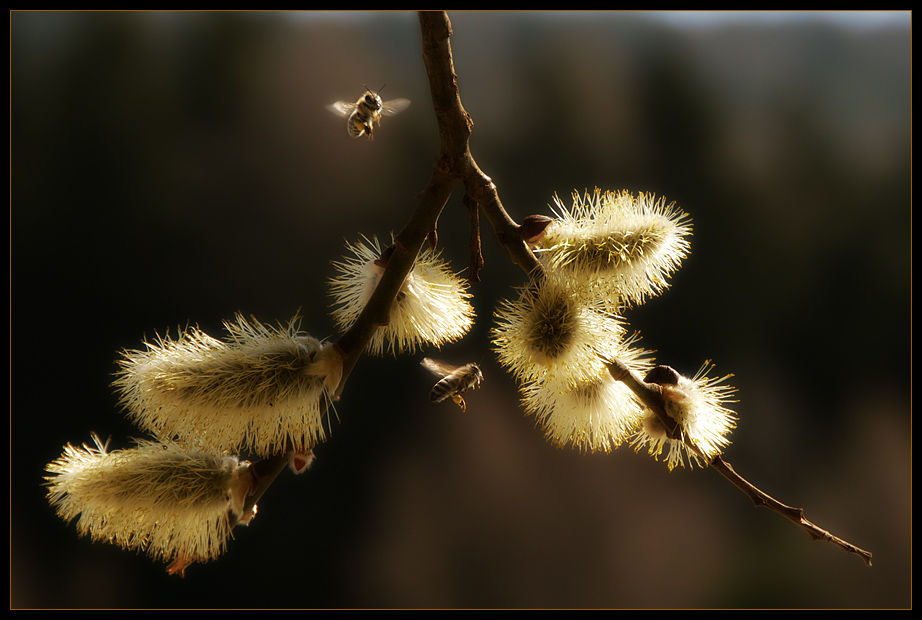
(327, 85, 410, 140)
(421, 358, 483, 412)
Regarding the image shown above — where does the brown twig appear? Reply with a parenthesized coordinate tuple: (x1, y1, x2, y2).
(418, 11, 542, 279)
(332, 12, 468, 391)
(463, 194, 484, 283)
(334, 11, 540, 395)
(238, 453, 290, 523)
(708, 455, 872, 566)
(606, 359, 873, 567)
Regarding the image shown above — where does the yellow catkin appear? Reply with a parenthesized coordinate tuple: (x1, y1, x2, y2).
(537, 189, 692, 307)
(328, 235, 475, 356)
(113, 314, 341, 456)
(45, 436, 254, 568)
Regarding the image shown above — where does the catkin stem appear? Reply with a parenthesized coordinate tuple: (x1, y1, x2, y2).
(607, 357, 873, 566)
(239, 454, 291, 523)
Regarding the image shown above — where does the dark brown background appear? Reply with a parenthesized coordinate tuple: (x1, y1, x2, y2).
(12, 11, 910, 609)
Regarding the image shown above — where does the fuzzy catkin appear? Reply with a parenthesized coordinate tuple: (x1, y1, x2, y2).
(521, 334, 653, 453)
(537, 189, 692, 307)
(113, 314, 341, 456)
(631, 362, 738, 470)
(328, 235, 475, 356)
(492, 275, 627, 390)
(44, 436, 249, 566)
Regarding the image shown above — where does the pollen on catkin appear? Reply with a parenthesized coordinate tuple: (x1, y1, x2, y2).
(631, 362, 738, 470)
(44, 435, 254, 569)
(328, 235, 475, 356)
(535, 189, 692, 307)
(521, 335, 653, 452)
(113, 314, 342, 457)
(491, 274, 627, 391)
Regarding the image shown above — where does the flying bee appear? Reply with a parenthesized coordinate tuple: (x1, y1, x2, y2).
(421, 357, 483, 412)
(327, 85, 410, 140)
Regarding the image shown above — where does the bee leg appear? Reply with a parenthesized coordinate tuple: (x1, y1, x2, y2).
(452, 394, 467, 412)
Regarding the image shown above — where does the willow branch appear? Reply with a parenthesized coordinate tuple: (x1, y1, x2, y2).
(607, 358, 681, 441)
(418, 10, 542, 279)
(331, 12, 468, 393)
(463, 194, 484, 283)
(241, 11, 516, 516)
(707, 455, 872, 566)
(606, 359, 873, 567)
(333, 11, 539, 396)
(238, 453, 290, 522)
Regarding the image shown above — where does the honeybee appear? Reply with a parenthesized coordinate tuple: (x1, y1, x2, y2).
(327, 86, 410, 140)
(421, 357, 483, 412)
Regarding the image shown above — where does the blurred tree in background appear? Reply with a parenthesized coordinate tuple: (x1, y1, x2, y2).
(12, 11, 910, 609)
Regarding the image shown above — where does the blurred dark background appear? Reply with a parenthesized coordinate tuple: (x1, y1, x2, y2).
(11, 11, 910, 609)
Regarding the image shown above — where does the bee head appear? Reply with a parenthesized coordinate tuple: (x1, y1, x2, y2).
(363, 84, 386, 110)
(363, 92, 382, 110)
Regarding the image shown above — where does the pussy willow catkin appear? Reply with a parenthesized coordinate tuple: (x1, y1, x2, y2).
(44, 435, 254, 567)
(535, 189, 691, 307)
(113, 314, 342, 456)
(328, 235, 475, 356)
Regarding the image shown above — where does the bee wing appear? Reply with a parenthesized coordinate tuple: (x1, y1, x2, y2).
(421, 357, 457, 378)
(380, 98, 411, 116)
(327, 101, 357, 118)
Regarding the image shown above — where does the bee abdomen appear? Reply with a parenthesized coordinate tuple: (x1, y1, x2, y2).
(429, 378, 455, 403)
(347, 120, 365, 138)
